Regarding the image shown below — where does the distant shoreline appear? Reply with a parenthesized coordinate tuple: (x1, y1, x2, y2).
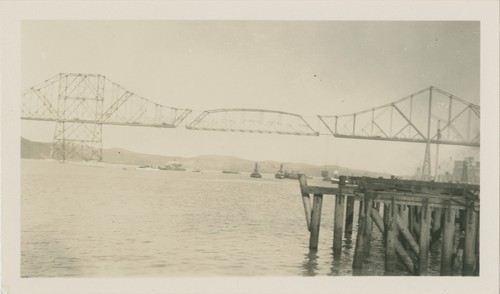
(20, 137, 394, 178)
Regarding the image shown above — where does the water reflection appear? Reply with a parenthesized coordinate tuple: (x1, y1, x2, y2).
(329, 248, 342, 276)
(302, 250, 319, 276)
(23, 159, 452, 276)
(343, 236, 354, 250)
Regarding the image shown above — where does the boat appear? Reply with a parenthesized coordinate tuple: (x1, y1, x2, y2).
(222, 170, 240, 174)
(73, 160, 105, 168)
(321, 170, 330, 181)
(330, 176, 340, 184)
(171, 166, 186, 171)
(159, 161, 186, 171)
(330, 175, 349, 185)
(326, 170, 345, 184)
(284, 171, 299, 180)
(137, 165, 159, 171)
(275, 164, 285, 179)
(250, 163, 262, 178)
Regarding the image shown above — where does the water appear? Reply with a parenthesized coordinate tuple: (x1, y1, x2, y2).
(21, 159, 440, 277)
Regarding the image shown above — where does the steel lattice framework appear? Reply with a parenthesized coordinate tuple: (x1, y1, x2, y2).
(22, 75, 480, 179)
(318, 86, 480, 180)
(186, 108, 319, 136)
(22, 73, 192, 161)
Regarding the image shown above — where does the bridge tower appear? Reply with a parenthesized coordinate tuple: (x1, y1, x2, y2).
(421, 143, 432, 180)
(22, 73, 192, 162)
(420, 87, 434, 180)
(318, 86, 479, 180)
(50, 74, 105, 161)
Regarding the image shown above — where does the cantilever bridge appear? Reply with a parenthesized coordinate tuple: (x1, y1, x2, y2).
(22, 73, 480, 179)
(318, 86, 480, 179)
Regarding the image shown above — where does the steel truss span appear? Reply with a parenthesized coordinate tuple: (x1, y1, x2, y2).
(318, 86, 480, 147)
(22, 74, 479, 174)
(318, 86, 479, 180)
(186, 108, 319, 136)
(22, 73, 192, 161)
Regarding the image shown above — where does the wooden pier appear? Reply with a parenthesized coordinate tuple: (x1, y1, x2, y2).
(298, 175, 480, 276)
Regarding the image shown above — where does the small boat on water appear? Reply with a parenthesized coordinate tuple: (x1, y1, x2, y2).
(137, 165, 159, 171)
(330, 176, 340, 184)
(250, 163, 262, 178)
(321, 170, 331, 181)
(73, 160, 105, 168)
(275, 164, 285, 179)
(330, 175, 349, 185)
(222, 170, 240, 174)
(170, 166, 186, 171)
(323, 170, 347, 184)
(285, 171, 299, 180)
(159, 161, 186, 171)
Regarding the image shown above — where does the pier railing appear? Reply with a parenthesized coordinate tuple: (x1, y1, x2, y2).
(298, 175, 479, 276)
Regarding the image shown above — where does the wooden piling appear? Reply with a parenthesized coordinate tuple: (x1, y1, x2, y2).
(398, 205, 409, 239)
(384, 199, 397, 275)
(309, 194, 324, 250)
(431, 208, 443, 248)
(352, 199, 366, 270)
(345, 196, 355, 237)
(412, 206, 421, 239)
(462, 207, 478, 276)
(394, 238, 416, 274)
(399, 205, 409, 228)
(383, 203, 390, 226)
(382, 202, 390, 240)
(363, 192, 374, 256)
(371, 204, 415, 274)
(408, 206, 415, 238)
(440, 207, 456, 276)
(396, 213, 419, 256)
(418, 199, 431, 275)
(333, 176, 346, 253)
(358, 198, 364, 223)
(451, 220, 462, 272)
(299, 175, 312, 231)
(458, 209, 466, 231)
(433, 208, 443, 233)
(296, 175, 479, 276)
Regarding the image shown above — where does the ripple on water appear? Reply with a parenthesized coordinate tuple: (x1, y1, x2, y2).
(22, 159, 446, 277)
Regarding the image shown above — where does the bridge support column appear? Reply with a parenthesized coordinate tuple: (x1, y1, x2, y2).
(51, 74, 104, 162)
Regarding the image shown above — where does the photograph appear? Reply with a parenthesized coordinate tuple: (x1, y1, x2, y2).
(1, 1, 499, 294)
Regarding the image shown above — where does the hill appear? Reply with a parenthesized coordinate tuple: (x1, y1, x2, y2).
(21, 137, 52, 159)
(20, 137, 390, 177)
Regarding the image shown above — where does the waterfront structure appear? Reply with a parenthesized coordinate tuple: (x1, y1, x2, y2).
(298, 174, 479, 276)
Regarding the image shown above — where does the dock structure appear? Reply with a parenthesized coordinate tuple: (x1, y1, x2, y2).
(298, 174, 480, 276)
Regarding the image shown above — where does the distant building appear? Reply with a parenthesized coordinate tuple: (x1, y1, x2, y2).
(452, 157, 480, 184)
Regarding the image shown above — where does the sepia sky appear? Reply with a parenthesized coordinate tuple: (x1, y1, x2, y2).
(21, 21, 480, 175)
